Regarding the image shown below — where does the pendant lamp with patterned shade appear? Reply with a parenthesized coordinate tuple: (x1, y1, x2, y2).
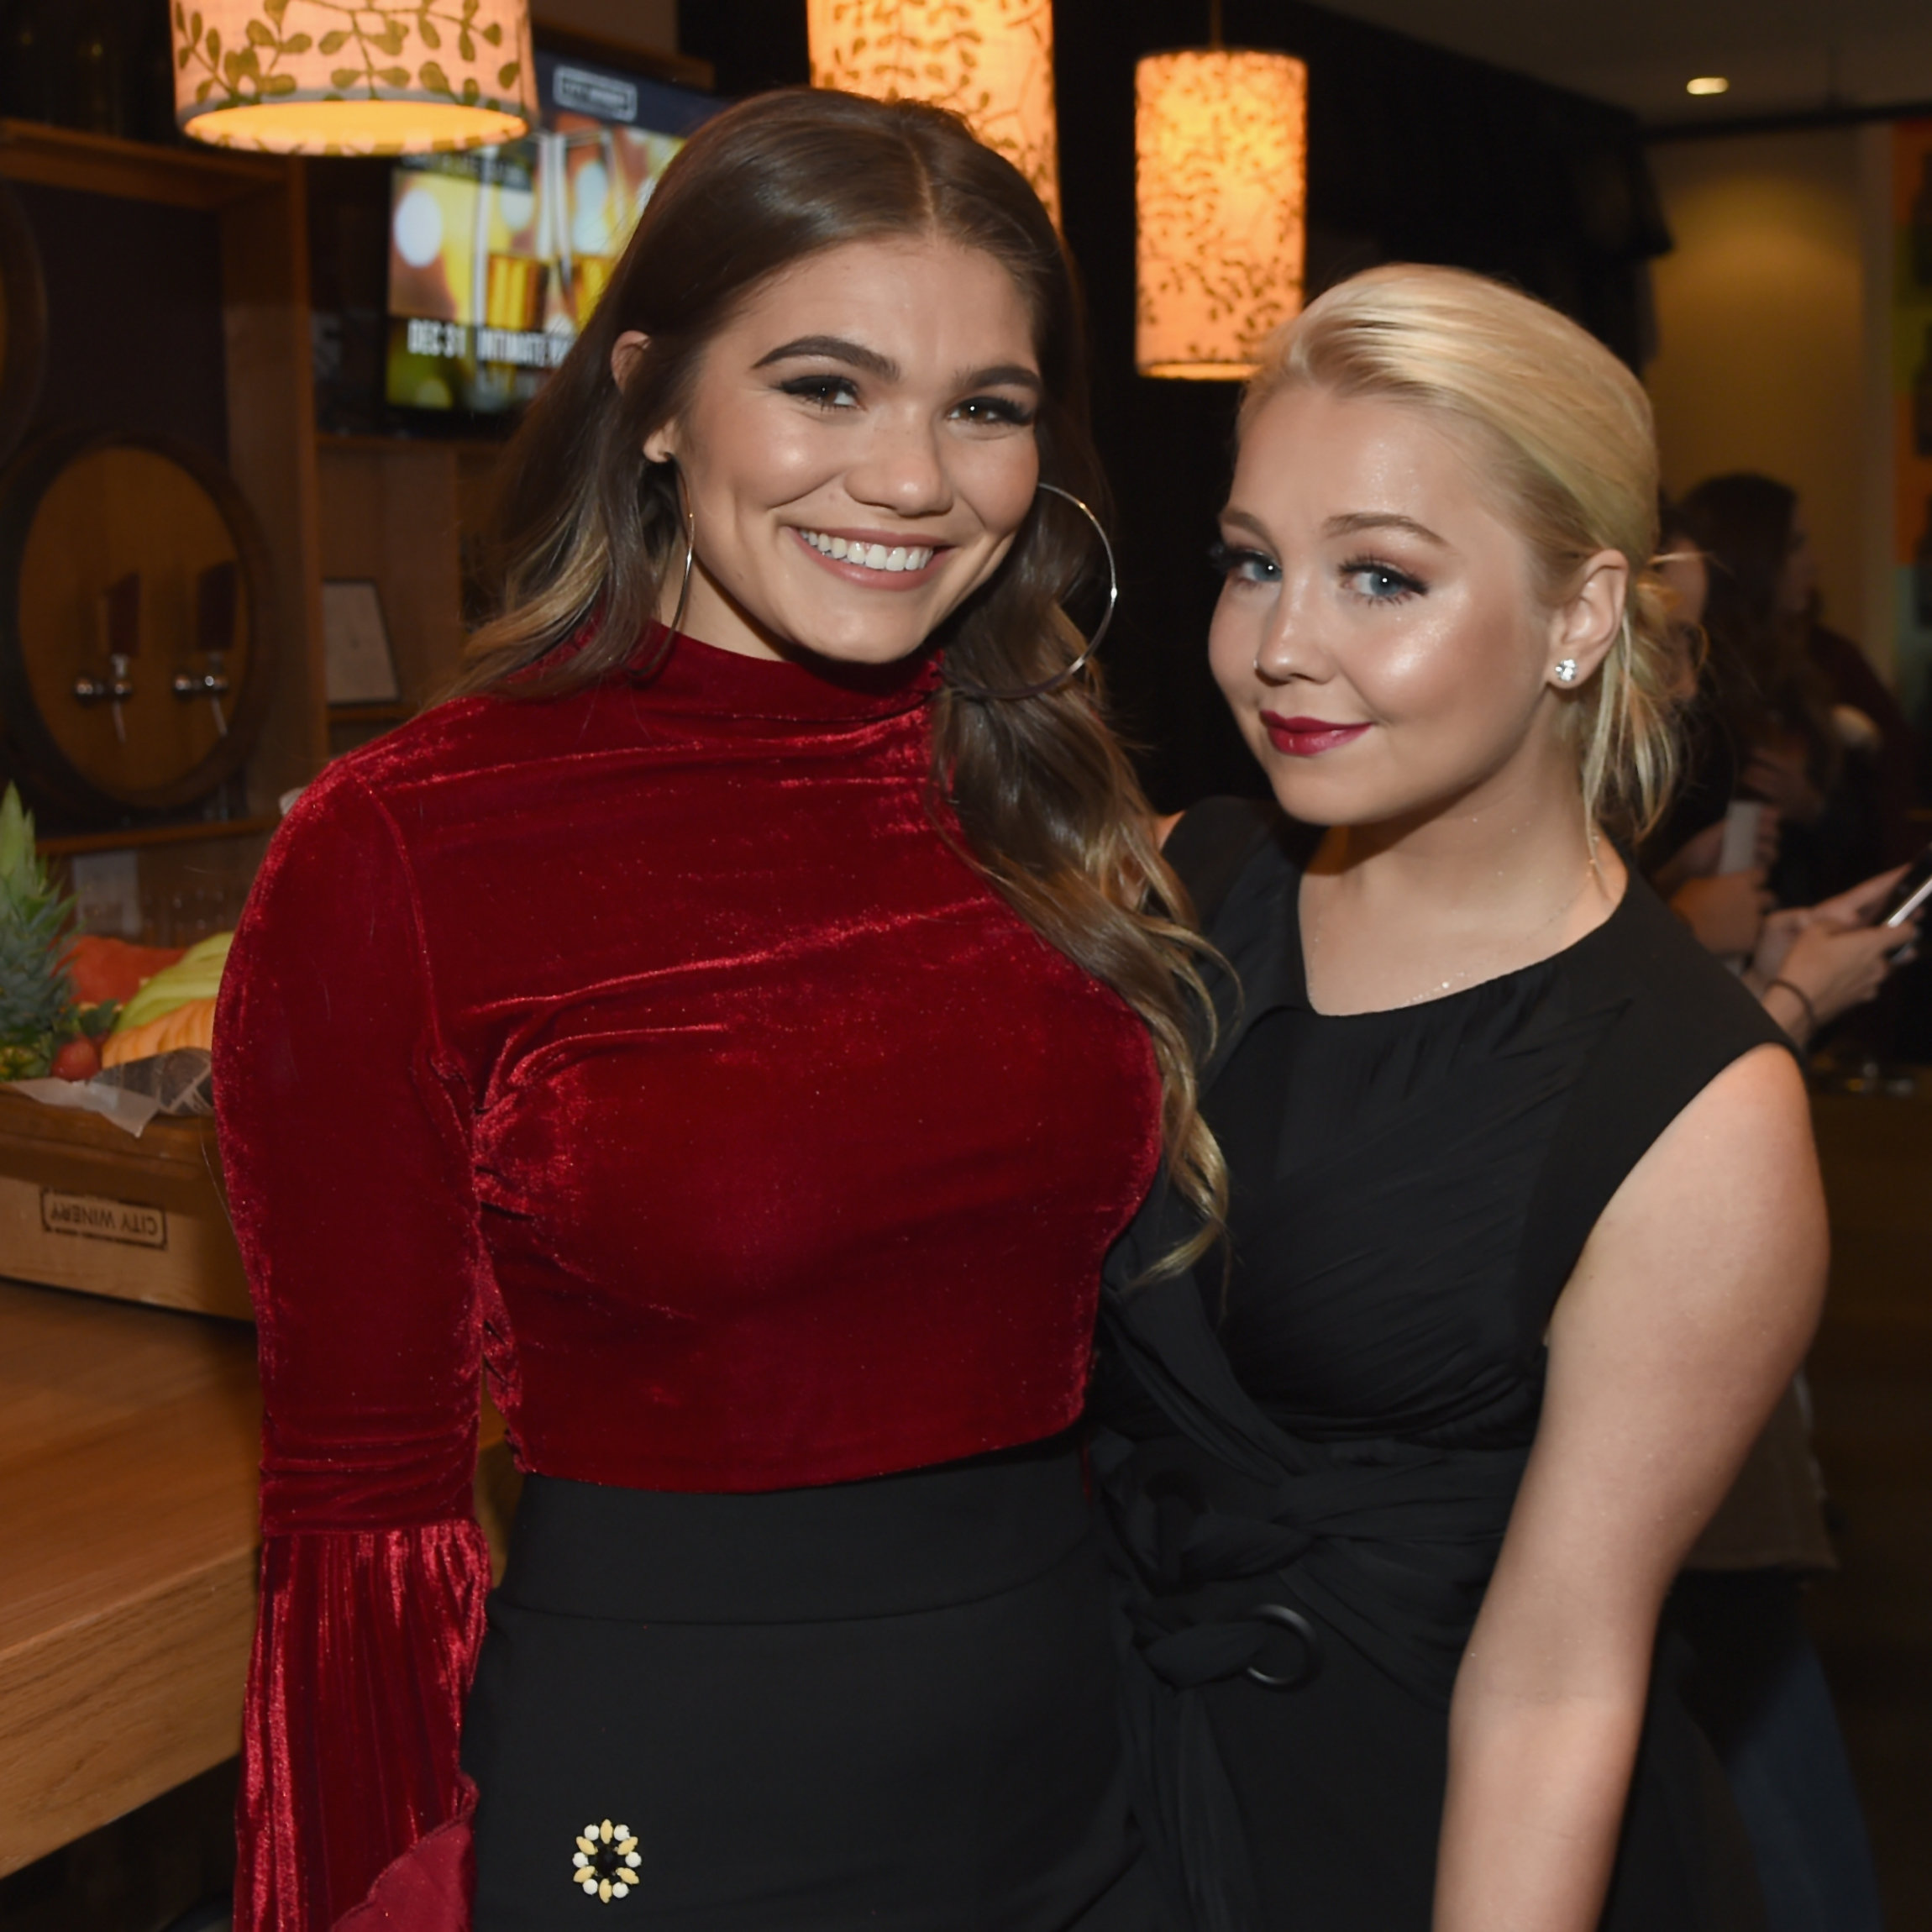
(1136, 26, 1307, 380)
(172, 0, 537, 155)
(806, 0, 1061, 224)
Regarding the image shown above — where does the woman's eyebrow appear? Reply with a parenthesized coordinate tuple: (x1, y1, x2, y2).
(1219, 507, 1270, 540)
(959, 363, 1043, 393)
(1323, 511, 1448, 546)
(753, 334, 899, 378)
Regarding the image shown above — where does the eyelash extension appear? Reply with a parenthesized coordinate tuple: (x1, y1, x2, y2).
(1339, 554, 1426, 600)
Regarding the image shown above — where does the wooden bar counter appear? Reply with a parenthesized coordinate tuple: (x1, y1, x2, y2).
(0, 1092, 509, 1877)
(0, 1275, 259, 1874)
(0, 1075, 1923, 1880)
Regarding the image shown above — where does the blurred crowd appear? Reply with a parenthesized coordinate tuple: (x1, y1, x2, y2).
(1646, 473, 1920, 1932)
(1646, 474, 1925, 1063)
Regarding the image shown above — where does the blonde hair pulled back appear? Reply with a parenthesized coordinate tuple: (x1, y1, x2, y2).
(1242, 265, 1680, 840)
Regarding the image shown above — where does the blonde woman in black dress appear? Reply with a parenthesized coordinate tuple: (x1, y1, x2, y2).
(1099, 267, 1825, 1932)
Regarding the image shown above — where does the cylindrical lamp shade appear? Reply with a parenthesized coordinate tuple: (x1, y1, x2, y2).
(1136, 50, 1307, 380)
(806, 1, 1060, 224)
(172, 0, 537, 155)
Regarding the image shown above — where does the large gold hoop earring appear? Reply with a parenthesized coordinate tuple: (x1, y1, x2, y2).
(667, 468, 696, 638)
(945, 482, 1119, 702)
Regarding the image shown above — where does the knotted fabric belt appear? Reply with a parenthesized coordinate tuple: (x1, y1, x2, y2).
(1098, 1427, 1527, 1704)
(1090, 1273, 1534, 1932)
(1095, 1426, 1529, 1932)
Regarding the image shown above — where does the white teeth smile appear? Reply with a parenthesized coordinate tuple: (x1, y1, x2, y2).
(799, 529, 936, 574)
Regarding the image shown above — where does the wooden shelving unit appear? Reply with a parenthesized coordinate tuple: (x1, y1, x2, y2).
(3, 119, 328, 815)
(0, 124, 511, 837)
(0, 120, 285, 212)
(2, 119, 325, 935)
(37, 816, 276, 859)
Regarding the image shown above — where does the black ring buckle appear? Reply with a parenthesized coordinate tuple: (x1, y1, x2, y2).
(1242, 1602, 1321, 1690)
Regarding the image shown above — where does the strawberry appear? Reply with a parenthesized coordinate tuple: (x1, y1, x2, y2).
(51, 1036, 100, 1082)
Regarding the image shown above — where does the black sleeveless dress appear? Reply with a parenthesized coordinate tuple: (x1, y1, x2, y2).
(1095, 801, 1790, 1932)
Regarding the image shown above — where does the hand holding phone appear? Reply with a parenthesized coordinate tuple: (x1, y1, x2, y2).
(1716, 800, 1767, 875)
(1763, 918, 1908, 1041)
(1877, 843, 1932, 932)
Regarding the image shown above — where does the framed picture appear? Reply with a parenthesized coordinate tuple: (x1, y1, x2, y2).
(322, 580, 401, 705)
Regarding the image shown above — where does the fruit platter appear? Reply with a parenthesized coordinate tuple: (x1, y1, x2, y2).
(2, 785, 230, 1098)
(0, 785, 249, 1319)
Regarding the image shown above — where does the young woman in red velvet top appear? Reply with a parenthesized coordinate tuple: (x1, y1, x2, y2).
(214, 91, 1218, 1932)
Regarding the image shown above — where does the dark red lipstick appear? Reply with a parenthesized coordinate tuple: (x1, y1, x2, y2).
(1261, 712, 1372, 757)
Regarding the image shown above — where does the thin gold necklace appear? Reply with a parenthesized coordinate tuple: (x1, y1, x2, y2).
(1305, 852, 1601, 1009)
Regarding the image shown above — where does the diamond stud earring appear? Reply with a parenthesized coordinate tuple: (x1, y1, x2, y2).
(1554, 658, 1578, 685)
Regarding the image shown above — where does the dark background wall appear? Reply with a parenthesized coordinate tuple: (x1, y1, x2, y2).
(681, 0, 1670, 806)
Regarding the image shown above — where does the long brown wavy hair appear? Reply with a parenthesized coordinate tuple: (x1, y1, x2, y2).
(458, 88, 1223, 1272)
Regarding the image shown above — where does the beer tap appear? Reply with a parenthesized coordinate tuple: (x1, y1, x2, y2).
(74, 572, 139, 743)
(172, 560, 235, 737)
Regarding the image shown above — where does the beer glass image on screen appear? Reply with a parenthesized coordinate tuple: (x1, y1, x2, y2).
(384, 51, 718, 417)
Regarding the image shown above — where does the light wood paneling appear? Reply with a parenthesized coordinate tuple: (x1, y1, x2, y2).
(318, 438, 468, 711)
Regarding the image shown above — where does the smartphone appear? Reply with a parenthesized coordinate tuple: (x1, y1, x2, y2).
(1716, 800, 1766, 875)
(1879, 842, 1932, 929)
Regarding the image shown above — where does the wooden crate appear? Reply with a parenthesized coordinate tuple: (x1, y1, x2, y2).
(0, 1090, 250, 1320)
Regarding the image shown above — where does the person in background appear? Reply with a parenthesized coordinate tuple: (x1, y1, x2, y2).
(1674, 475, 1917, 910)
(1097, 265, 1824, 1932)
(1668, 869, 1901, 1932)
(1648, 518, 1778, 958)
(1652, 518, 1910, 1035)
(1651, 522, 1902, 1932)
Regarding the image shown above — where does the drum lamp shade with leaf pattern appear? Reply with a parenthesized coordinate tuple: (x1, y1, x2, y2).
(172, 0, 537, 155)
(806, 0, 1061, 225)
(1136, 49, 1307, 378)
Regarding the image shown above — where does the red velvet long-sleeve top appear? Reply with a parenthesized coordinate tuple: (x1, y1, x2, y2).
(214, 633, 1163, 1931)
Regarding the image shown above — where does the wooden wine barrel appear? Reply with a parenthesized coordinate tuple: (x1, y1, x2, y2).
(0, 181, 46, 466)
(0, 428, 275, 821)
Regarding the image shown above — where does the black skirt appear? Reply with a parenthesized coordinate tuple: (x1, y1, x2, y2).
(460, 1434, 1174, 1931)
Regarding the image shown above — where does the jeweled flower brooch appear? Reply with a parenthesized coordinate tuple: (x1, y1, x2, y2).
(572, 1819, 642, 1903)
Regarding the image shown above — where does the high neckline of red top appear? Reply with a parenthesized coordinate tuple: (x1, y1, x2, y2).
(627, 624, 942, 723)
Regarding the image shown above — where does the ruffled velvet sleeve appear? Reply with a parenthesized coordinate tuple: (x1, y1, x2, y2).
(215, 769, 493, 1932)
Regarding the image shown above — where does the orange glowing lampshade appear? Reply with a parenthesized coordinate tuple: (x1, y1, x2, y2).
(1136, 48, 1307, 379)
(172, 0, 537, 155)
(806, 0, 1061, 224)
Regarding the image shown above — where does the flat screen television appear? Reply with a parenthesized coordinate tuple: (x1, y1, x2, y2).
(382, 49, 721, 418)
